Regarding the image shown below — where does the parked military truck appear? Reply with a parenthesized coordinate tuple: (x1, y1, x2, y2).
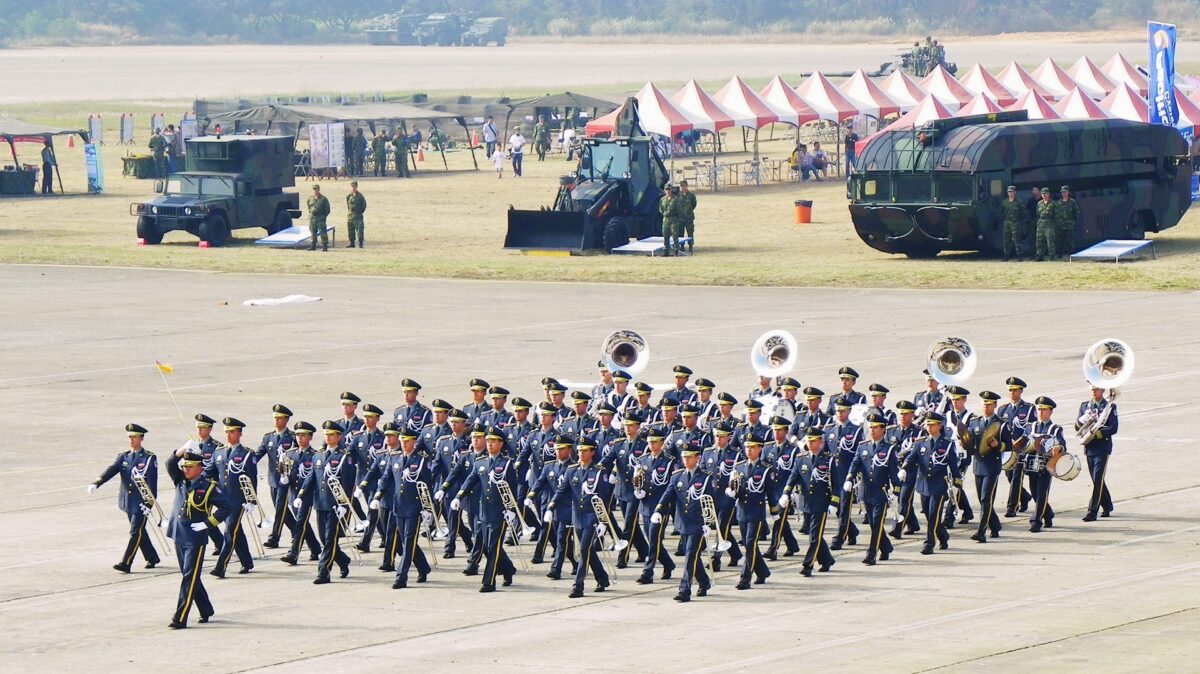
(848, 112, 1192, 258)
(130, 135, 300, 247)
(504, 99, 668, 252)
(414, 13, 464, 46)
(461, 17, 507, 46)
(365, 12, 420, 45)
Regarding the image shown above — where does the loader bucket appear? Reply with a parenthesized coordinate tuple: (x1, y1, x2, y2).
(504, 209, 593, 251)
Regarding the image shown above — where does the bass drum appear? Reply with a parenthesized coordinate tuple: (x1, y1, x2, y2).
(1000, 450, 1017, 470)
(1050, 452, 1082, 481)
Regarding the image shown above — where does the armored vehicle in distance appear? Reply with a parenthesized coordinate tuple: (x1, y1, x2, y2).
(461, 17, 507, 46)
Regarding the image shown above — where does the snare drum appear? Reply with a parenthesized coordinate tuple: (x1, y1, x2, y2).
(1000, 450, 1017, 470)
(1023, 452, 1048, 473)
(1050, 452, 1082, 481)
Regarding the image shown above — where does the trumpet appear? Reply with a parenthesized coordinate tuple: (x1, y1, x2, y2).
(237, 474, 267, 559)
(591, 494, 627, 580)
(326, 475, 362, 563)
(276, 452, 294, 482)
(632, 464, 646, 491)
(415, 482, 444, 568)
(700, 494, 732, 556)
(132, 474, 173, 556)
(495, 479, 533, 571)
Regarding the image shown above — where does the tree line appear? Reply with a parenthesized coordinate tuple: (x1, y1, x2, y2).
(0, 0, 1190, 45)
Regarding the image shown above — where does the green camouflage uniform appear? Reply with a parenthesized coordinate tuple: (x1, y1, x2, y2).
(1000, 198, 1025, 258)
(371, 135, 388, 176)
(392, 134, 410, 177)
(307, 192, 331, 250)
(678, 189, 698, 247)
(1035, 199, 1058, 260)
(533, 121, 550, 161)
(346, 190, 367, 246)
(659, 193, 681, 255)
(148, 133, 167, 178)
(1055, 196, 1080, 257)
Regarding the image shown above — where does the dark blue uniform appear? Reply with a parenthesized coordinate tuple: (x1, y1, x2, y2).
(165, 453, 228, 626)
(349, 428, 386, 550)
(1077, 398, 1118, 518)
(281, 445, 321, 562)
(1025, 420, 1065, 531)
(212, 442, 261, 576)
(455, 454, 520, 591)
(655, 467, 715, 600)
(998, 399, 1034, 514)
(548, 462, 613, 594)
(636, 451, 679, 581)
(969, 414, 1011, 540)
(434, 434, 474, 556)
(826, 420, 862, 547)
(608, 436, 650, 566)
(257, 427, 295, 547)
(393, 402, 433, 434)
(785, 448, 840, 573)
(903, 435, 962, 553)
(299, 445, 357, 582)
(728, 458, 779, 586)
(359, 447, 396, 561)
(376, 451, 434, 586)
(530, 458, 576, 577)
(764, 438, 803, 556)
(94, 448, 162, 569)
(886, 423, 923, 536)
(701, 444, 743, 569)
(845, 439, 899, 564)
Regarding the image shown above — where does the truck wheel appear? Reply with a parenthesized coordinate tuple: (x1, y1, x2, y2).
(496, 37, 505, 46)
(136, 216, 163, 244)
(1127, 212, 1149, 240)
(199, 213, 230, 247)
(903, 247, 940, 259)
(603, 218, 630, 253)
(267, 208, 292, 235)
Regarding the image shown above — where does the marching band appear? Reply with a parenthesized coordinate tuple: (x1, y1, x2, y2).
(86, 331, 1132, 629)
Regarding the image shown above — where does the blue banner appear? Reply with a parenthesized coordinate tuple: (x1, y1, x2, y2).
(1148, 21, 1179, 126)
(84, 143, 104, 194)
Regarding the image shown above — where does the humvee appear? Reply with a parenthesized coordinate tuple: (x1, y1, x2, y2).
(461, 17, 507, 46)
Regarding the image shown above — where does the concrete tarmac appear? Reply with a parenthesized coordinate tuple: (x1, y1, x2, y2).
(1, 264, 1198, 672)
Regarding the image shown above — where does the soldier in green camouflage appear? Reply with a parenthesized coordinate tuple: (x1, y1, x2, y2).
(306, 184, 331, 252)
(1000, 185, 1026, 261)
(372, 131, 389, 177)
(392, 130, 410, 178)
(148, 129, 167, 179)
(659, 184, 682, 257)
(1055, 185, 1080, 259)
(1034, 187, 1058, 261)
(533, 116, 550, 162)
(677, 179, 698, 253)
(345, 181, 367, 248)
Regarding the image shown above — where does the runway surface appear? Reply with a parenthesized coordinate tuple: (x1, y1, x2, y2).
(1, 264, 1198, 672)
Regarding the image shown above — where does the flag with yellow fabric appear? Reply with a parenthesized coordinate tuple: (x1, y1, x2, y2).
(154, 360, 174, 374)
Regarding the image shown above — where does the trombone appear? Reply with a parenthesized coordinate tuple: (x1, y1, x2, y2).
(417, 481, 450, 541)
(700, 493, 732, 573)
(237, 474, 268, 559)
(591, 494, 627, 581)
(327, 475, 363, 563)
(132, 473, 173, 556)
(495, 479, 534, 571)
(416, 482, 446, 568)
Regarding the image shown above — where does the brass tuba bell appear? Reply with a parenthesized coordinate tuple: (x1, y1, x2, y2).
(750, 330, 798, 378)
(1082, 338, 1134, 390)
(602, 329, 650, 378)
(926, 337, 977, 387)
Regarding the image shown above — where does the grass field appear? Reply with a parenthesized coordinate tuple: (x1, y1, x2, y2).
(2, 98, 1198, 291)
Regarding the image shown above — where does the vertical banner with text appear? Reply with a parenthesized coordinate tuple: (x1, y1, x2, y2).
(1148, 21, 1179, 127)
(84, 143, 105, 194)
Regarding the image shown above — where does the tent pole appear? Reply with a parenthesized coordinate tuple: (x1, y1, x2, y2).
(50, 137, 64, 193)
(754, 129, 761, 186)
(431, 120, 448, 170)
(711, 131, 717, 193)
(460, 119, 478, 169)
(742, 127, 747, 152)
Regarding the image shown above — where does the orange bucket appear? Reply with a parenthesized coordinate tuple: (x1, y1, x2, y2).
(794, 199, 813, 224)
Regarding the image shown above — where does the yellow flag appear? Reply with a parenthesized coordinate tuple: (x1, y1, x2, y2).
(155, 360, 174, 374)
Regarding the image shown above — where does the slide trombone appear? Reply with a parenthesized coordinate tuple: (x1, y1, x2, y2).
(132, 473, 173, 556)
(237, 474, 267, 559)
(591, 494, 627, 581)
(495, 478, 534, 571)
(415, 482, 443, 568)
(327, 475, 362, 563)
(700, 493, 732, 565)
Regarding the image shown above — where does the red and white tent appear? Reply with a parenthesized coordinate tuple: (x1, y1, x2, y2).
(633, 82, 707, 136)
(997, 61, 1055, 100)
(1098, 83, 1148, 122)
(1053, 87, 1110, 120)
(855, 94, 953, 156)
(672, 79, 737, 132)
(1103, 54, 1148, 98)
(958, 64, 1017, 107)
(919, 65, 973, 111)
(794, 71, 860, 122)
(1006, 90, 1061, 120)
(956, 93, 1004, 117)
(1173, 85, 1200, 133)
(759, 76, 820, 126)
(1067, 57, 1117, 98)
(1031, 59, 1082, 100)
(584, 103, 624, 136)
(877, 70, 926, 112)
(714, 76, 782, 128)
(839, 69, 901, 119)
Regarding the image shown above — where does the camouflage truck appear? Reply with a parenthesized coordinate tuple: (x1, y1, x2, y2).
(365, 12, 420, 45)
(414, 13, 464, 46)
(130, 135, 300, 247)
(848, 112, 1192, 258)
(461, 17, 507, 46)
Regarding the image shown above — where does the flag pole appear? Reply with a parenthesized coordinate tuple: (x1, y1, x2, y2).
(155, 360, 194, 441)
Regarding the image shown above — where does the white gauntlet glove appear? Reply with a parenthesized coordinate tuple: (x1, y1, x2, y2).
(843, 480, 854, 493)
(725, 488, 737, 498)
(778, 495, 790, 509)
(450, 498, 461, 511)
(523, 497, 534, 509)
(544, 509, 554, 524)
(434, 489, 445, 501)
(897, 469, 907, 482)
(190, 522, 207, 532)
(87, 484, 98, 495)
(634, 488, 647, 500)
(827, 504, 838, 516)
(650, 512, 662, 524)
(292, 497, 303, 509)
(335, 505, 347, 519)
(369, 499, 380, 510)
(280, 475, 288, 485)
(353, 487, 364, 499)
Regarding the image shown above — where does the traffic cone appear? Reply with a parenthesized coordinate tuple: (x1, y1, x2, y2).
(471, 131, 478, 146)
(68, 135, 75, 148)
(417, 147, 425, 162)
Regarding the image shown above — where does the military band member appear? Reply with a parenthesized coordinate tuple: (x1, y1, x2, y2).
(773, 377, 802, 417)
(392, 378, 432, 433)
(702, 421, 743, 571)
(913, 369, 946, 417)
(295, 422, 356, 584)
(726, 431, 778, 588)
(194, 413, 226, 552)
(527, 435, 577, 579)
(866, 384, 898, 426)
(561, 391, 597, 437)
(211, 417, 259, 578)
(372, 427, 432, 589)
(635, 425, 678, 584)
(901, 412, 962, 555)
(607, 370, 634, 419)
(462, 378, 490, 424)
(708, 392, 739, 437)
(89, 423, 161, 572)
(845, 413, 899, 565)
(589, 361, 615, 416)
(693, 378, 719, 429)
(998, 377, 1034, 516)
(670, 403, 706, 457)
(481, 386, 514, 428)
(790, 386, 828, 440)
(259, 404, 296, 549)
(165, 446, 227, 629)
(748, 375, 774, 403)
(781, 426, 839, 576)
(764, 416, 802, 559)
(826, 397, 863, 550)
(970, 391, 1010, 542)
(546, 436, 613, 598)
(451, 426, 519, 593)
(504, 397, 536, 449)
(593, 403, 621, 461)
(351, 403, 386, 550)
(943, 386, 975, 526)
(337, 391, 365, 436)
(416, 399, 452, 458)
(887, 400, 923, 538)
(360, 421, 400, 568)
(629, 382, 658, 424)
(545, 380, 571, 421)
(1078, 385, 1119, 521)
(443, 423, 488, 572)
(653, 446, 715, 602)
(667, 364, 697, 407)
(432, 409, 473, 558)
(734, 399, 768, 451)
(825, 366, 867, 415)
(279, 421, 322, 565)
(1026, 397, 1063, 533)
(655, 396, 682, 430)
(608, 411, 649, 567)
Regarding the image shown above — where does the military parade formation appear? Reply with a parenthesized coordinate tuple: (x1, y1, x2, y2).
(88, 330, 1132, 629)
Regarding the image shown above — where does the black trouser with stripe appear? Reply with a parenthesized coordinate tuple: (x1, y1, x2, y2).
(380, 509, 400, 566)
(738, 519, 770, 584)
(711, 505, 742, 566)
(572, 523, 610, 592)
(479, 521, 517, 590)
(616, 499, 648, 565)
(441, 492, 472, 555)
(173, 540, 212, 624)
(834, 488, 859, 544)
(214, 508, 252, 573)
(548, 519, 576, 575)
(266, 484, 292, 545)
(802, 510, 835, 569)
(1005, 463, 1031, 513)
(767, 501, 801, 552)
(641, 513, 676, 576)
(316, 509, 350, 579)
(121, 508, 161, 567)
(975, 474, 1002, 537)
(287, 501, 321, 559)
(922, 493, 950, 550)
(677, 532, 710, 597)
(863, 501, 893, 562)
(896, 481, 920, 532)
(1085, 453, 1113, 516)
(394, 514, 431, 584)
(1027, 471, 1054, 527)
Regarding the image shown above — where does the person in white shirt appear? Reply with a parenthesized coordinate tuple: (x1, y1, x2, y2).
(481, 117, 499, 158)
(508, 127, 526, 177)
(491, 146, 505, 178)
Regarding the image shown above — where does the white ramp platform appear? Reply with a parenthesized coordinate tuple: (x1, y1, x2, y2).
(254, 225, 337, 248)
(1069, 239, 1156, 263)
(611, 236, 694, 257)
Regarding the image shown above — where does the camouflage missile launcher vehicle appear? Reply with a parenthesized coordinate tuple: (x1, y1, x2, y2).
(849, 112, 1192, 258)
(461, 17, 507, 46)
(414, 13, 465, 46)
(365, 12, 420, 45)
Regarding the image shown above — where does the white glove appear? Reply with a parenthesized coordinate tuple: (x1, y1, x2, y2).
(843, 480, 854, 492)
(725, 488, 737, 498)
(897, 469, 907, 482)
(434, 489, 445, 501)
(189, 522, 207, 532)
(139, 503, 151, 516)
(544, 509, 554, 524)
(87, 484, 98, 494)
(701, 525, 711, 536)
(504, 511, 518, 527)
(828, 505, 838, 516)
(450, 498, 461, 511)
(292, 497, 303, 509)
(335, 505, 347, 519)
(353, 487, 364, 499)
(280, 475, 289, 485)
(523, 497, 534, 509)
(242, 503, 254, 512)
(634, 488, 647, 500)
(778, 495, 790, 508)
(608, 473, 618, 484)
(369, 499, 380, 510)
(650, 512, 662, 524)
(788, 435, 798, 444)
